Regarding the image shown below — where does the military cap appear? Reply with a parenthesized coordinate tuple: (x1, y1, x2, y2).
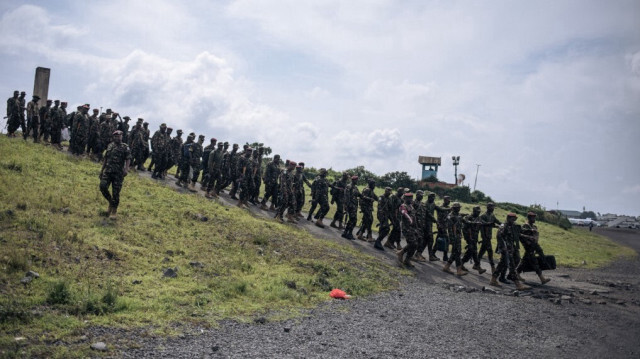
(123, 116, 130, 120)
(20, 91, 25, 95)
(46, 99, 52, 103)
(385, 187, 392, 191)
(443, 195, 450, 200)
(143, 122, 149, 126)
(177, 129, 183, 134)
(351, 175, 359, 180)
(473, 206, 481, 211)
(404, 192, 414, 198)
(137, 118, 144, 122)
(289, 161, 297, 166)
(299, 162, 305, 166)
(232, 143, 239, 147)
(428, 192, 436, 197)
(487, 202, 495, 207)
(527, 211, 537, 217)
(160, 123, 167, 127)
(507, 213, 517, 218)
(198, 134, 205, 139)
(54, 99, 60, 104)
(210, 138, 217, 142)
(93, 109, 99, 113)
(106, 109, 112, 113)
(32, 95, 40, 100)
(167, 127, 173, 131)
(84, 104, 90, 108)
(295, 165, 302, 169)
(224, 141, 229, 145)
(416, 190, 424, 195)
(396, 187, 404, 192)
(112, 130, 123, 136)
(188, 132, 196, 137)
(319, 168, 327, 173)
(451, 202, 461, 208)
(81, 104, 90, 109)
(217, 142, 224, 146)
(61, 102, 67, 105)
(246, 147, 254, 152)
(13, 90, 19, 94)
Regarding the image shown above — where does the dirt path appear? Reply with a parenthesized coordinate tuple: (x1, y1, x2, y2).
(109, 171, 640, 358)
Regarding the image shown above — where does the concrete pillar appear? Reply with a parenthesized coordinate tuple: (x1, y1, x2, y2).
(33, 67, 50, 104)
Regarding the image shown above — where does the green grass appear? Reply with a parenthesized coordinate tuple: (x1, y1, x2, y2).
(0, 137, 403, 357)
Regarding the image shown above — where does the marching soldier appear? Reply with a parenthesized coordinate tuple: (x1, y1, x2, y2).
(516, 212, 551, 284)
(374, 187, 392, 250)
(396, 193, 418, 267)
(99, 130, 131, 220)
(479, 202, 501, 274)
(461, 206, 487, 274)
(205, 141, 225, 198)
(433, 195, 451, 260)
(356, 179, 378, 241)
(341, 175, 361, 240)
(25, 95, 40, 142)
(261, 154, 281, 210)
(384, 187, 404, 250)
(442, 202, 468, 276)
(329, 172, 348, 229)
(490, 213, 529, 290)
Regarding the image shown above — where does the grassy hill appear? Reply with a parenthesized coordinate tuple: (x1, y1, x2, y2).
(0, 137, 402, 358)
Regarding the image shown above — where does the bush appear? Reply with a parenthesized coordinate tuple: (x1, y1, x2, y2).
(3, 250, 28, 273)
(46, 280, 72, 305)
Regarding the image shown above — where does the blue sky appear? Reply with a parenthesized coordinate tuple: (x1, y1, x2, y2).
(1, 0, 639, 216)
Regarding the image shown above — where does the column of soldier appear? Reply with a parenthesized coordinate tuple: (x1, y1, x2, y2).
(6, 90, 551, 291)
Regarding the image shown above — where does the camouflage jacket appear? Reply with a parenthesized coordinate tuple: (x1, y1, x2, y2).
(151, 130, 170, 153)
(26, 101, 39, 120)
(103, 142, 131, 176)
(377, 194, 391, 223)
(100, 120, 115, 145)
(237, 155, 252, 179)
(412, 200, 426, 233)
(497, 223, 519, 251)
(73, 112, 89, 137)
(389, 194, 403, 222)
(400, 202, 417, 235)
(263, 160, 280, 185)
(480, 211, 501, 240)
(435, 203, 451, 229)
(446, 212, 463, 240)
(6, 97, 19, 118)
(519, 222, 538, 245)
(207, 148, 224, 172)
(330, 178, 347, 203)
(360, 187, 378, 211)
(462, 214, 481, 240)
(424, 201, 437, 224)
(312, 176, 329, 201)
(190, 142, 203, 165)
(343, 183, 360, 210)
(279, 169, 295, 198)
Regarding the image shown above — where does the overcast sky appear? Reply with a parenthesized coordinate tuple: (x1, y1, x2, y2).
(1, 1, 639, 216)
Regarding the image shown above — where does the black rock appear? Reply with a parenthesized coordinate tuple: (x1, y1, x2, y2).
(163, 268, 178, 278)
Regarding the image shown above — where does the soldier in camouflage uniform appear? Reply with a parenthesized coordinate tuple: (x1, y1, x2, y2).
(86, 109, 100, 159)
(236, 147, 254, 208)
(384, 187, 404, 250)
(205, 142, 225, 198)
(17, 91, 26, 138)
(49, 100, 63, 149)
(260, 154, 280, 210)
(120, 116, 130, 145)
(216, 142, 231, 192)
(341, 175, 361, 240)
(150, 123, 171, 179)
(479, 202, 501, 274)
(275, 160, 297, 223)
(433, 196, 452, 261)
(460, 206, 487, 274)
(356, 179, 378, 241)
(200, 138, 217, 189)
(310, 168, 331, 228)
(516, 212, 551, 284)
(129, 119, 147, 170)
(415, 193, 438, 261)
(251, 147, 264, 204)
(442, 202, 468, 276)
(227, 144, 241, 198)
(169, 129, 183, 178)
(490, 213, 529, 290)
(99, 114, 116, 160)
(396, 193, 418, 268)
(99, 130, 131, 220)
(411, 190, 427, 261)
(187, 134, 205, 191)
(6, 91, 20, 137)
(329, 172, 348, 229)
(25, 95, 40, 142)
(373, 187, 392, 250)
(294, 163, 313, 218)
(38, 99, 52, 142)
(71, 104, 90, 155)
(141, 122, 151, 166)
(177, 133, 195, 187)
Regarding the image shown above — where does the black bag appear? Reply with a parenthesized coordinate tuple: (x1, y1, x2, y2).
(520, 255, 556, 272)
(435, 237, 449, 251)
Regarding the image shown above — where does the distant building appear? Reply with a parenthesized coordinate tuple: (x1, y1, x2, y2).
(558, 210, 582, 218)
(418, 156, 441, 180)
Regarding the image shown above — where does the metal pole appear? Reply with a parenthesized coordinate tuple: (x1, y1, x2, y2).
(473, 164, 480, 191)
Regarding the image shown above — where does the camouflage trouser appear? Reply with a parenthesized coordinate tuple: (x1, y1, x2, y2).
(357, 208, 373, 236)
(461, 233, 480, 266)
(516, 241, 546, 275)
(316, 194, 330, 220)
(100, 173, 124, 208)
(178, 160, 191, 183)
(418, 222, 434, 255)
(296, 189, 304, 212)
(262, 182, 278, 205)
(19, 115, 27, 137)
(253, 175, 261, 200)
(377, 217, 390, 242)
(72, 135, 87, 154)
(447, 235, 463, 267)
(190, 161, 201, 184)
(276, 192, 295, 217)
(389, 216, 402, 245)
(495, 245, 516, 280)
(28, 117, 39, 142)
(152, 151, 168, 176)
(403, 228, 418, 259)
(239, 176, 253, 201)
(477, 236, 495, 266)
(344, 205, 358, 233)
(7, 115, 20, 134)
(206, 168, 221, 192)
(332, 198, 344, 222)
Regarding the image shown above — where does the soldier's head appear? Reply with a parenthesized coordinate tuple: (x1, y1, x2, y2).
(299, 162, 305, 168)
(187, 133, 195, 142)
(443, 195, 451, 206)
(53, 100, 60, 107)
(124, 116, 130, 122)
(143, 122, 149, 128)
(403, 192, 414, 204)
(60, 101, 67, 109)
(46, 99, 52, 106)
(296, 164, 303, 172)
(415, 190, 424, 202)
(252, 150, 259, 158)
(167, 127, 173, 135)
(176, 129, 183, 137)
(32, 95, 40, 103)
(258, 147, 264, 155)
(106, 109, 112, 114)
(198, 135, 204, 143)
(341, 172, 348, 180)
(506, 212, 517, 224)
(288, 161, 297, 170)
(160, 123, 167, 133)
(217, 142, 224, 149)
(244, 147, 253, 157)
(243, 144, 249, 151)
(223, 141, 229, 149)
(396, 187, 404, 196)
(19, 91, 25, 98)
(368, 179, 376, 189)
(427, 192, 435, 203)
(319, 168, 327, 177)
(527, 211, 537, 224)
(12, 90, 18, 98)
(210, 138, 217, 145)
(473, 206, 481, 216)
(273, 154, 280, 163)
(351, 175, 359, 184)
(384, 187, 392, 196)
(232, 143, 239, 152)
(487, 202, 495, 213)
(451, 202, 461, 214)
(81, 104, 90, 114)
(93, 108, 99, 115)
(112, 130, 123, 144)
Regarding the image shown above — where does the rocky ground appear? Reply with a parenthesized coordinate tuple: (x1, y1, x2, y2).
(92, 171, 640, 358)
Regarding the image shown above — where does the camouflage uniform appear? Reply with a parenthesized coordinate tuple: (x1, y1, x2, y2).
(99, 118, 115, 157)
(17, 93, 26, 137)
(100, 137, 131, 212)
(227, 147, 241, 198)
(206, 143, 224, 194)
(261, 156, 280, 207)
(190, 137, 204, 184)
(417, 195, 438, 260)
(397, 195, 418, 266)
(516, 220, 547, 276)
(356, 182, 378, 240)
(201, 141, 216, 187)
(26, 98, 40, 142)
(251, 150, 263, 203)
(129, 123, 147, 169)
(445, 204, 464, 269)
(236, 150, 254, 204)
(275, 166, 296, 221)
(6, 93, 20, 136)
(375, 189, 392, 246)
(461, 209, 483, 269)
(87, 111, 101, 157)
(150, 126, 171, 178)
(49, 103, 62, 146)
(38, 102, 52, 142)
(169, 132, 183, 175)
(311, 172, 330, 222)
(341, 179, 360, 239)
(433, 200, 451, 260)
(410, 192, 425, 257)
(386, 189, 404, 248)
(494, 221, 519, 281)
(478, 206, 501, 269)
(71, 109, 89, 155)
(142, 124, 151, 164)
(330, 175, 348, 228)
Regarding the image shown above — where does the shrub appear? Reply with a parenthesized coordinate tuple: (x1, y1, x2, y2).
(46, 280, 71, 305)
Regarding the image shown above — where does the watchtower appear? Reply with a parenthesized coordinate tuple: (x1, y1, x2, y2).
(418, 156, 441, 180)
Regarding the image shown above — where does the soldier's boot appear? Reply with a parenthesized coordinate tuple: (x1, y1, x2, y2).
(538, 274, 551, 284)
(307, 213, 313, 221)
(516, 273, 525, 282)
(315, 218, 326, 228)
(491, 264, 496, 274)
(174, 172, 180, 179)
(413, 253, 427, 262)
(366, 232, 374, 242)
(269, 203, 275, 211)
(296, 211, 304, 219)
(514, 280, 530, 291)
(137, 164, 145, 171)
(456, 266, 468, 276)
(489, 276, 502, 288)
(396, 249, 405, 266)
(338, 221, 344, 230)
(356, 232, 365, 241)
(260, 203, 268, 210)
(473, 264, 487, 274)
(109, 207, 118, 220)
(373, 238, 385, 251)
(396, 242, 403, 251)
(403, 257, 415, 268)
(460, 264, 469, 272)
(383, 240, 395, 250)
(286, 213, 297, 223)
(330, 220, 338, 228)
(429, 255, 440, 262)
(274, 213, 284, 223)
(107, 205, 113, 217)
(442, 262, 454, 274)
(188, 183, 197, 192)
(236, 199, 244, 208)
(205, 191, 213, 199)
